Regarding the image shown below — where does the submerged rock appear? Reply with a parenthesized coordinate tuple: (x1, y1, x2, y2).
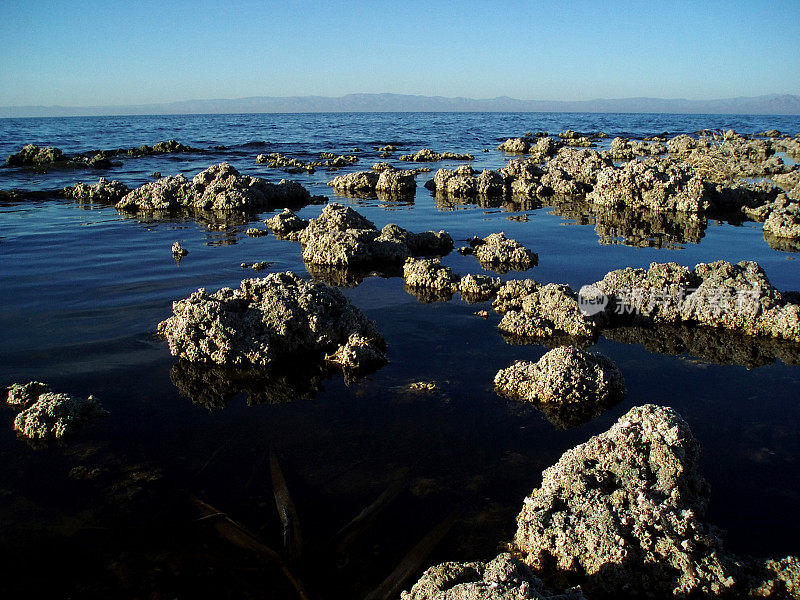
(116, 163, 310, 212)
(401, 553, 586, 600)
(472, 232, 538, 273)
(12, 389, 107, 441)
(513, 404, 800, 598)
(156, 271, 386, 375)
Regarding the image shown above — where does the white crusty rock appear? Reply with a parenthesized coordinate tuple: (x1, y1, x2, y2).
(13, 390, 107, 441)
(327, 170, 380, 191)
(458, 273, 501, 302)
(513, 404, 800, 598)
(295, 203, 452, 268)
(494, 280, 599, 339)
(265, 208, 310, 239)
(427, 166, 509, 197)
(156, 271, 386, 372)
(403, 258, 460, 291)
(116, 163, 310, 212)
(763, 201, 800, 240)
(494, 346, 625, 406)
(472, 232, 538, 272)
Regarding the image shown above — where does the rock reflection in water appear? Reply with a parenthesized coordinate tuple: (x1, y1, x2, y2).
(548, 198, 707, 248)
(604, 324, 800, 369)
(764, 230, 800, 253)
(505, 391, 622, 430)
(169, 360, 327, 409)
(332, 188, 416, 210)
(305, 262, 402, 288)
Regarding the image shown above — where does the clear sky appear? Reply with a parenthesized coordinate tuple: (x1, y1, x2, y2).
(1, 0, 798, 107)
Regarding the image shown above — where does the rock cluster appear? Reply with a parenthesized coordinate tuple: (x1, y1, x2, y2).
(328, 168, 417, 194)
(115, 163, 311, 212)
(156, 271, 387, 375)
(471, 232, 538, 272)
(6, 382, 107, 442)
(402, 258, 501, 303)
(594, 260, 800, 342)
(6, 144, 65, 167)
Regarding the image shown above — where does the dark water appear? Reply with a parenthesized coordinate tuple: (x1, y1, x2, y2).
(1, 112, 799, 599)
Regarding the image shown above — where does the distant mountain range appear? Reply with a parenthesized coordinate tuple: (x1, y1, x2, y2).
(3, 93, 799, 118)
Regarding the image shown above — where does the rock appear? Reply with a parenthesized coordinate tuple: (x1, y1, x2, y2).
(401, 553, 587, 600)
(588, 158, 713, 214)
(63, 178, 130, 204)
(398, 148, 474, 162)
(513, 404, 800, 598)
(6, 381, 50, 408)
(498, 138, 531, 153)
(245, 228, 268, 237)
(403, 258, 460, 291)
(494, 346, 624, 405)
(171, 241, 188, 257)
(265, 208, 309, 239)
(544, 147, 612, 188)
(376, 168, 417, 193)
(472, 232, 538, 273)
(116, 163, 310, 212)
(6, 144, 65, 167)
(458, 273, 501, 302)
(156, 271, 387, 374)
(494, 281, 599, 340)
(764, 202, 800, 240)
(429, 166, 509, 198)
(594, 260, 800, 342)
(295, 203, 452, 268)
(12, 390, 107, 441)
(328, 171, 380, 191)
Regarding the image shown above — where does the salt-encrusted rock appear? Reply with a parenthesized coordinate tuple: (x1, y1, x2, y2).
(256, 152, 314, 173)
(116, 163, 310, 212)
(588, 158, 713, 214)
(764, 202, 800, 240)
(605, 137, 667, 160)
(171, 241, 188, 257)
(458, 273, 501, 302)
(328, 171, 380, 191)
(295, 203, 452, 268)
(494, 346, 624, 405)
(513, 404, 800, 598)
(13, 391, 107, 441)
(494, 281, 599, 339)
(403, 258, 460, 291)
(63, 178, 130, 204)
(472, 232, 538, 272)
(773, 171, 800, 201)
(376, 168, 417, 192)
(428, 166, 509, 197)
(6, 381, 50, 408)
(545, 148, 611, 187)
(595, 260, 800, 342)
(325, 332, 388, 375)
(265, 208, 309, 239)
(156, 272, 386, 373)
(498, 138, 531, 153)
(6, 144, 65, 167)
(398, 148, 474, 162)
(401, 553, 586, 600)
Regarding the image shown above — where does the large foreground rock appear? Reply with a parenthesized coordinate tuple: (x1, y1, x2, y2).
(156, 272, 386, 374)
(513, 404, 800, 598)
(116, 163, 310, 212)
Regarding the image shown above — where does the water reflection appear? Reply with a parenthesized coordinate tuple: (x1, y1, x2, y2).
(547, 198, 707, 249)
(604, 324, 800, 369)
(505, 393, 622, 430)
(169, 360, 328, 409)
(764, 231, 800, 253)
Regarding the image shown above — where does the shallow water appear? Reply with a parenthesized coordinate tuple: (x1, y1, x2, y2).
(1, 112, 799, 599)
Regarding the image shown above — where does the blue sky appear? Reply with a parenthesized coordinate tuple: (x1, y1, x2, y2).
(1, 0, 798, 106)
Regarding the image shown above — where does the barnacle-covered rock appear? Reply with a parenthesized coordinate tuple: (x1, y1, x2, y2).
(63, 178, 130, 204)
(6, 144, 65, 167)
(472, 232, 538, 273)
(6, 381, 50, 408)
(403, 258, 460, 291)
(156, 271, 386, 373)
(265, 208, 310, 239)
(12, 390, 107, 441)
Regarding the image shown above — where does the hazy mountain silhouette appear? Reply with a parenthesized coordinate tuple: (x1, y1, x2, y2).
(3, 93, 799, 118)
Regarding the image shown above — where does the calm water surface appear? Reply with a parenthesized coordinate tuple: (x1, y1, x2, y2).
(1, 112, 799, 599)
